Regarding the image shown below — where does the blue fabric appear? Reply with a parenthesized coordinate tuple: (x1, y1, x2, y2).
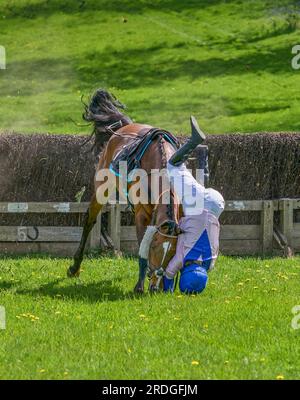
(179, 264, 208, 294)
(183, 229, 212, 271)
(163, 276, 175, 293)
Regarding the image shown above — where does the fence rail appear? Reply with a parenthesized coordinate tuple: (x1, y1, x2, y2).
(0, 199, 299, 256)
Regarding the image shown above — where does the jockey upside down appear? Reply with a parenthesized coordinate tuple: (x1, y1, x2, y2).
(141, 116, 225, 295)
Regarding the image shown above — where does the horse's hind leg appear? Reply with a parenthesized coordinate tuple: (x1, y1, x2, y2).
(67, 195, 102, 277)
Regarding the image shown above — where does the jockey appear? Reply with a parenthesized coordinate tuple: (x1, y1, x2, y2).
(163, 116, 225, 294)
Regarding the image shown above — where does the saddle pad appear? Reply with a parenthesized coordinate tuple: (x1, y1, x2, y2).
(109, 128, 180, 178)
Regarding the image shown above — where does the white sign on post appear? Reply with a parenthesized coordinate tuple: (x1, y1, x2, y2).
(0, 46, 6, 70)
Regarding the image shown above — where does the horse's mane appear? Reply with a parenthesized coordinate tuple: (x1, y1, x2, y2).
(82, 88, 132, 151)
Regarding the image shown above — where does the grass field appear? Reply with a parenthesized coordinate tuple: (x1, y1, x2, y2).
(1, 0, 300, 134)
(0, 254, 299, 380)
(0, 0, 300, 382)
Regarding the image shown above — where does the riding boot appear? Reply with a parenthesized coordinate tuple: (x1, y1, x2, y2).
(169, 116, 206, 166)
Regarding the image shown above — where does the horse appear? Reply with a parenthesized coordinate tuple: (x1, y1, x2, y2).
(67, 89, 182, 293)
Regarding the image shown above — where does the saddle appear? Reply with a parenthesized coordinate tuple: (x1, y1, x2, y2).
(109, 127, 180, 177)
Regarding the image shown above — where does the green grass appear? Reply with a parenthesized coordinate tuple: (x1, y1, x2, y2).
(0, 254, 299, 379)
(1, 0, 300, 134)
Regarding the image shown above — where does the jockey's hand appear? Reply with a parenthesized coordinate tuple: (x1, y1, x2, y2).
(163, 276, 174, 293)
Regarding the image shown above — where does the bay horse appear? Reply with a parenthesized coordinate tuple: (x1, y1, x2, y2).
(67, 89, 182, 293)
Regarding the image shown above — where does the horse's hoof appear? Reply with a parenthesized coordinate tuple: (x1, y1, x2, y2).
(134, 283, 144, 294)
(67, 266, 80, 278)
(149, 285, 159, 294)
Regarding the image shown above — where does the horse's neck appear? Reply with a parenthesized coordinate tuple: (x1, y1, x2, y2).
(152, 189, 180, 226)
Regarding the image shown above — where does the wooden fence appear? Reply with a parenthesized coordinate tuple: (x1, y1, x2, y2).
(0, 199, 299, 256)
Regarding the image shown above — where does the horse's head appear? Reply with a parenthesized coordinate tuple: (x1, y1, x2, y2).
(139, 192, 183, 291)
(148, 220, 181, 271)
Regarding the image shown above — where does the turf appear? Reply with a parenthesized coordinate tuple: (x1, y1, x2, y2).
(0, 0, 300, 134)
(0, 254, 299, 379)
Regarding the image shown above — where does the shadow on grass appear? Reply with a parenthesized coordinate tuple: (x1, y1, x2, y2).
(3, 41, 292, 98)
(0, 252, 141, 303)
(0, 281, 15, 291)
(1, 0, 228, 19)
(76, 44, 293, 89)
(1, 277, 138, 303)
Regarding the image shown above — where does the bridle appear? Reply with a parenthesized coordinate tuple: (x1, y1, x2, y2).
(146, 190, 181, 291)
(155, 220, 179, 239)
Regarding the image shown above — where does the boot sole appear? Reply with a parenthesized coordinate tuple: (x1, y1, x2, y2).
(191, 115, 206, 142)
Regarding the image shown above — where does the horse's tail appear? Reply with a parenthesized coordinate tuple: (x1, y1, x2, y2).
(83, 88, 132, 148)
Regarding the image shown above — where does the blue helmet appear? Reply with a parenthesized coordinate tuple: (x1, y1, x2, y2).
(179, 264, 208, 294)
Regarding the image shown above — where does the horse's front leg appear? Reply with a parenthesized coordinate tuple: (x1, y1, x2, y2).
(67, 195, 102, 277)
(134, 207, 151, 293)
(134, 257, 148, 293)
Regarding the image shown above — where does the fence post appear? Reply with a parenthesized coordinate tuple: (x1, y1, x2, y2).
(108, 204, 121, 251)
(89, 212, 101, 250)
(280, 199, 294, 246)
(188, 157, 198, 179)
(262, 200, 274, 255)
